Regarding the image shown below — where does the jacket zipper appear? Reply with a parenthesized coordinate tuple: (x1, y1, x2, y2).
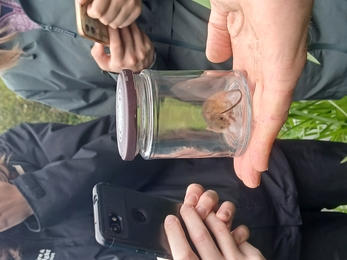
(40, 23, 76, 38)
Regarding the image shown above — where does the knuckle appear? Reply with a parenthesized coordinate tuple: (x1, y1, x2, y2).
(127, 56, 138, 67)
(109, 21, 119, 29)
(113, 60, 124, 68)
(190, 229, 209, 245)
(212, 221, 229, 235)
(133, 5, 141, 16)
(99, 17, 110, 26)
(90, 7, 103, 18)
(137, 50, 147, 60)
(180, 204, 194, 217)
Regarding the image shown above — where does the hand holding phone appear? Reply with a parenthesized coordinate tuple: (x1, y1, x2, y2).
(75, 1, 110, 45)
(90, 22, 155, 73)
(164, 184, 265, 260)
(93, 183, 184, 259)
(77, 0, 142, 29)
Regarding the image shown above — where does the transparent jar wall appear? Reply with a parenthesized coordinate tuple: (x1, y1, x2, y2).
(142, 70, 251, 159)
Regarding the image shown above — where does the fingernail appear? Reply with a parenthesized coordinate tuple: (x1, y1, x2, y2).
(165, 215, 176, 225)
(184, 195, 198, 206)
(196, 206, 207, 218)
(217, 209, 231, 219)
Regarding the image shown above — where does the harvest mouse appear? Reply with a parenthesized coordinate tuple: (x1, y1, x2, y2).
(201, 89, 242, 133)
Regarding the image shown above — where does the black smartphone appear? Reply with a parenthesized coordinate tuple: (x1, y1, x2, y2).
(92, 183, 185, 259)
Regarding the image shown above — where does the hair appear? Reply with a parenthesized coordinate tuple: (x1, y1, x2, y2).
(0, 28, 22, 71)
(0, 155, 10, 182)
(0, 246, 21, 260)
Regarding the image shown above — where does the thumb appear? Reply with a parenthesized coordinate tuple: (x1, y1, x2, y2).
(206, 5, 232, 63)
(90, 42, 110, 71)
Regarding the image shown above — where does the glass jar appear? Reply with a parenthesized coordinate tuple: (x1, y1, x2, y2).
(116, 69, 251, 161)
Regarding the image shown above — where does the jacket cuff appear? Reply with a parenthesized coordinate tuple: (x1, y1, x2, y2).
(11, 175, 43, 232)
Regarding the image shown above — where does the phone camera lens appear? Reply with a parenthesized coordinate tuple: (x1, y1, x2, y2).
(133, 211, 146, 223)
(109, 213, 122, 234)
(91, 27, 96, 34)
(110, 223, 122, 233)
(85, 24, 90, 32)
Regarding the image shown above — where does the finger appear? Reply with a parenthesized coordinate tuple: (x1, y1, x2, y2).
(180, 204, 221, 258)
(92, 28, 124, 72)
(129, 22, 146, 52)
(110, 3, 142, 29)
(194, 190, 219, 220)
(206, 3, 232, 63)
(205, 212, 242, 259)
(233, 149, 262, 188)
(231, 225, 250, 245)
(118, 25, 138, 70)
(90, 42, 110, 71)
(238, 241, 265, 258)
(87, 0, 110, 20)
(216, 201, 235, 230)
(249, 82, 292, 171)
(164, 215, 199, 260)
(97, 1, 122, 28)
(137, 28, 155, 68)
(184, 184, 204, 207)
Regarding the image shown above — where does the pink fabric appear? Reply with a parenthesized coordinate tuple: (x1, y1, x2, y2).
(0, 0, 40, 33)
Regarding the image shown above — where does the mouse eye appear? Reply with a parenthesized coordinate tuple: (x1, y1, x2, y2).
(219, 116, 224, 120)
(220, 126, 224, 129)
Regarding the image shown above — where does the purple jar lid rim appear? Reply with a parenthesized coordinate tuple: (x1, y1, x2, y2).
(116, 69, 137, 161)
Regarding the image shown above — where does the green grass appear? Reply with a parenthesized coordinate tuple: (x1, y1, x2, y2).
(0, 79, 94, 133)
(279, 97, 347, 142)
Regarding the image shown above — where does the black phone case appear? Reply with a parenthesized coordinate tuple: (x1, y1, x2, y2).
(93, 183, 183, 259)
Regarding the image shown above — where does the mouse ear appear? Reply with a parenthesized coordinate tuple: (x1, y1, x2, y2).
(205, 112, 213, 119)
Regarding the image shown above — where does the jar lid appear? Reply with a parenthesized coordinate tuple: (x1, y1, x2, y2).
(116, 70, 137, 161)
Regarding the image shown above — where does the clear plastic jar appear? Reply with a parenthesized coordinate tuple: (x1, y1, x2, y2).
(116, 69, 251, 160)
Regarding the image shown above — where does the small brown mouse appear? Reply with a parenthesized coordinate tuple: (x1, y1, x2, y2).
(201, 89, 242, 133)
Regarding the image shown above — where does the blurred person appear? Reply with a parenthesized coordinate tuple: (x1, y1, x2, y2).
(1, 0, 346, 119)
(0, 0, 230, 116)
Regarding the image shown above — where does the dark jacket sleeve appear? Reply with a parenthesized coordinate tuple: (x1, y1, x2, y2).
(0, 116, 162, 232)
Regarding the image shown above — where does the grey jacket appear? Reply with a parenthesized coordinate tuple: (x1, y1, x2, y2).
(1, 0, 231, 116)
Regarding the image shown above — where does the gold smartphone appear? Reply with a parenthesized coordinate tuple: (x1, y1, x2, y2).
(75, 1, 110, 45)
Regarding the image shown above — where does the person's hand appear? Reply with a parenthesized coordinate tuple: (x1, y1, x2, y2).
(163, 184, 265, 260)
(91, 22, 154, 73)
(76, 0, 141, 29)
(206, 0, 313, 187)
(0, 182, 33, 232)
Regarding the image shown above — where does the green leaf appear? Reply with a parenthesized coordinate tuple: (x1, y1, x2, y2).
(192, 0, 211, 9)
(307, 52, 321, 65)
(340, 156, 347, 164)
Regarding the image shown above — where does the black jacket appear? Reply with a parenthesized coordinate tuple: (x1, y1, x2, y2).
(0, 116, 301, 259)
